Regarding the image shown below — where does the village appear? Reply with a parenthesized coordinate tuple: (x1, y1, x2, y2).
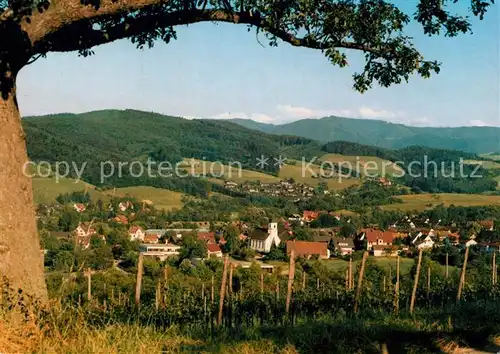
(62, 198, 499, 274)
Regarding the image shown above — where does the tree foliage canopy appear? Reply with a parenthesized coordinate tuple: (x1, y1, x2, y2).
(0, 0, 495, 96)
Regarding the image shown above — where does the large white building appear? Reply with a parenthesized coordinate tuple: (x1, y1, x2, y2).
(248, 222, 281, 253)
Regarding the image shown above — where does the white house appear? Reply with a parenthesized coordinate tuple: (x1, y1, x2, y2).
(129, 225, 145, 241)
(465, 239, 478, 247)
(249, 222, 281, 253)
(73, 203, 86, 213)
(411, 232, 423, 245)
(75, 223, 96, 237)
(207, 243, 223, 258)
(140, 243, 181, 261)
(416, 235, 435, 250)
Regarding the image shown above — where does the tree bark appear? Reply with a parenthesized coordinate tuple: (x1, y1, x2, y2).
(0, 80, 47, 300)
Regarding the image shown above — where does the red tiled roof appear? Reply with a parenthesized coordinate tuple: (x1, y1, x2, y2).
(303, 211, 319, 221)
(207, 244, 222, 253)
(286, 241, 328, 258)
(362, 229, 397, 244)
(480, 220, 494, 229)
(114, 215, 128, 224)
(144, 234, 159, 243)
(198, 232, 216, 243)
(74, 203, 86, 211)
(129, 225, 143, 233)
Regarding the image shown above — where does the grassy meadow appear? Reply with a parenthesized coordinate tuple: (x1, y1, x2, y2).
(320, 153, 404, 177)
(463, 159, 500, 170)
(278, 160, 360, 190)
(113, 186, 184, 211)
(182, 158, 281, 184)
(381, 193, 500, 211)
(32, 177, 110, 205)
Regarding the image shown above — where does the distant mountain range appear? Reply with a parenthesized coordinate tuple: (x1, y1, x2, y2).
(229, 116, 500, 154)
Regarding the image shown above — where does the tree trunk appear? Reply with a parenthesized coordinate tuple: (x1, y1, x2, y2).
(0, 81, 47, 300)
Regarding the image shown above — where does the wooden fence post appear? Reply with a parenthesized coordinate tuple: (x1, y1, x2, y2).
(229, 264, 234, 295)
(410, 249, 423, 313)
(345, 269, 349, 289)
(446, 253, 449, 278)
(276, 278, 280, 300)
(354, 251, 368, 313)
(302, 271, 307, 291)
(211, 275, 215, 305)
(349, 257, 353, 289)
(457, 246, 470, 302)
(85, 268, 92, 302)
(155, 281, 161, 310)
(164, 265, 169, 289)
(217, 256, 229, 326)
(135, 253, 144, 306)
(394, 255, 400, 313)
(285, 250, 296, 315)
(427, 265, 431, 300)
(317, 278, 320, 290)
(260, 273, 264, 296)
(493, 252, 496, 286)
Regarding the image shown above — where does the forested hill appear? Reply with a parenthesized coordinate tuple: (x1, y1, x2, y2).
(230, 116, 500, 153)
(22, 109, 499, 195)
(22, 109, 321, 187)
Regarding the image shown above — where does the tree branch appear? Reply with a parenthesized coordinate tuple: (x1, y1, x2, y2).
(20, 0, 167, 45)
(34, 8, 388, 57)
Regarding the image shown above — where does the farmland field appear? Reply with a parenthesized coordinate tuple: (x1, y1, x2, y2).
(182, 158, 280, 184)
(320, 153, 404, 177)
(464, 159, 500, 169)
(480, 153, 500, 161)
(278, 160, 360, 190)
(32, 177, 109, 204)
(114, 186, 184, 210)
(381, 193, 500, 211)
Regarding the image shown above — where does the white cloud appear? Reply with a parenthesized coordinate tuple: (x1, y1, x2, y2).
(276, 104, 355, 119)
(212, 112, 276, 123)
(358, 106, 398, 119)
(469, 119, 490, 127)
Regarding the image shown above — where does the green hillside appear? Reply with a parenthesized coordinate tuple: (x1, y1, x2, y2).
(230, 116, 500, 153)
(23, 110, 322, 196)
(22, 109, 499, 196)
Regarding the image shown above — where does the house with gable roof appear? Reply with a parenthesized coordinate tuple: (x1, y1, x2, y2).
(249, 222, 281, 253)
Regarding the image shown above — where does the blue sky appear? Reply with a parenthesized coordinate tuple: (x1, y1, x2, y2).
(17, 2, 499, 127)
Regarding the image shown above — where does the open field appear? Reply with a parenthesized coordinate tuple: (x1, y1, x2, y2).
(31, 175, 185, 211)
(182, 158, 280, 184)
(114, 186, 184, 210)
(381, 193, 500, 211)
(32, 177, 110, 205)
(279, 161, 360, 190)
(480, 153, 500, 161)
(320, 153, 404, 177)
(464, 159, 500, 170)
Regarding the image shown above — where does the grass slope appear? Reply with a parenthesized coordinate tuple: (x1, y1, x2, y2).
(182, 159, 280, 184)
(320, 153, 404, 176)
(113, 186, 184, 210)
(32, 177, 109, 205)
(382, 193, 500, 211)
(278, 160, 360, 190)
